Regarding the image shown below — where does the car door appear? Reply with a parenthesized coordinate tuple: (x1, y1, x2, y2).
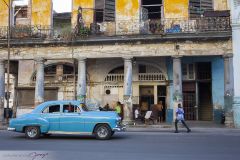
(41, 103, 61, 132)
(59, 103, 85, 133)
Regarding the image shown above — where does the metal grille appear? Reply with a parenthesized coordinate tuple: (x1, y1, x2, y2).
(183, 92, 196, 120)
(189, 0, 213, 18)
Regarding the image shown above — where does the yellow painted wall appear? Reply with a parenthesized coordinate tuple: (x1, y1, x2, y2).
(0, 1, 9, 26)
(116, 0, 140, 35)
(116, 0, 139, 20)
(164, 0, 189, 19)
(72, 0, 94, 28)
(213, 0, 229, 11)
(31, 0, 52, 26)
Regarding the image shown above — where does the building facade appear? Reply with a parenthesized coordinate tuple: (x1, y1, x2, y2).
(0, 0, 239, 126)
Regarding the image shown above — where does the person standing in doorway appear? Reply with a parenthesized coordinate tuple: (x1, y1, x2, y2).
(156, 101, 164, 123)
(175, 103, 191, 133)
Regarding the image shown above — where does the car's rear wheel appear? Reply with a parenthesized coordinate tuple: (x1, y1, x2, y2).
(94, 124, 112, 140)
(25, 126, 40, 139)
(111, 131, 115, 136)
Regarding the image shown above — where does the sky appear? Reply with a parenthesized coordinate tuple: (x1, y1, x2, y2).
(15, 0, 72, 13)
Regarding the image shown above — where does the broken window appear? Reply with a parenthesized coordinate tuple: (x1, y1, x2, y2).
(141, 0, 163, 19)
(95, 0, 104, 23)
(44, 65, 57, 74)
(94, 0, 115, 22)
(14, 6, 28, 18)
(189, 0, 213, 18)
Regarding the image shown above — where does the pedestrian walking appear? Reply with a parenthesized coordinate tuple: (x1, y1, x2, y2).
(175, 103, 191, 133)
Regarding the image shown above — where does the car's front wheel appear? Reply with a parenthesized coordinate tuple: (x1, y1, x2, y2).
(25, 126, 41, 139)
(94, 124, 112, 140)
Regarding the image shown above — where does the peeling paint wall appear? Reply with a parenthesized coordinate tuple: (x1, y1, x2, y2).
(164, 0, 189, 19)
(31, 0, 52, 26)
(213, 0, 229, 11)
(116, 0, 140, 34)
(72, 0, 94, 28)
(0, 0, 9, 26)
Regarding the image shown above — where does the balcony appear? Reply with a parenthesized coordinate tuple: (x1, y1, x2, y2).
(0, 17, 231, 45)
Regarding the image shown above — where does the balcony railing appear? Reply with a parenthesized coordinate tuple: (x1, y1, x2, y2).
(0, 17, 231, 40)
(138, 73, 166, 81)
(0, 25, 53, 39)
(105, 74, 124, 82)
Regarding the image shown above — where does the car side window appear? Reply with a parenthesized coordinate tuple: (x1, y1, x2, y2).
(43, 105, 60, 113)
(63, 104, 80, 113)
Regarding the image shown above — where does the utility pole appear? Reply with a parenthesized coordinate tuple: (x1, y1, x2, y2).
(6, 0, 12, 124)
(2, 0, 13, 123)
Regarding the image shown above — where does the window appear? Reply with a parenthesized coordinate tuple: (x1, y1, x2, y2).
(189, 0, 213, 18)
(182, 64, 195, 80)
(95, 0, 104, 23)
(63, 104, 80, 113)
(95, 0, 115, 22)
(141, 0, 163, 19)
(139, 65, 146, 73)
(43, 105, 60, 113)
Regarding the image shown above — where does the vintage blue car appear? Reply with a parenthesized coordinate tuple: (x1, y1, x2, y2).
(8, 100, 125, 140)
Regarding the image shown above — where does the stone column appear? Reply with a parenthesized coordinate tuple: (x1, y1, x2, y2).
(123, 57, 133, 123)
(223, 55, 234, 127)
(230, 0, 240, 128)
(77, 58, 87, 103)
(0, 60, 5, 123)
(154, 85, 158, 104)
(34, 58, 45, 106)
(172, 56, 183, 120)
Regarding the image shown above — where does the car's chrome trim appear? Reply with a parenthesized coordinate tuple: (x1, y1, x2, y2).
(7, 127, 16, 131)
(47, 131, 92, 135)
(112, 125, 126, 132)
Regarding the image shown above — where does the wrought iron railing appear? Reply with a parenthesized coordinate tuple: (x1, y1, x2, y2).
(0, 17, 231, 40)
(0, 25, 53, 39)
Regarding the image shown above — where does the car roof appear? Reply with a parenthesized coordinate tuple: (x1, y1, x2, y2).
(32, 100, 82, 113)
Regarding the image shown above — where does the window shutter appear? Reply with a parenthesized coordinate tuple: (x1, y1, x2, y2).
(104, 0, 115, 21)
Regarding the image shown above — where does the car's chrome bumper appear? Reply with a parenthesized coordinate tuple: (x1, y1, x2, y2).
(7, 127, 16, 131)
(113, 125, 126, 132)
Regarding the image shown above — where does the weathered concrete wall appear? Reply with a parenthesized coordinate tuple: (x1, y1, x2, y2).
(213, 0, 229, 11)
(0, 0, 9, 26)
(0, 40, 232, 60)
(18, 60, 35, 86)
(31, 0, 52, 26)
(116, 0, 140, 34)
(164, 0, 189, 19)
(72, 0, 94, 27)
(85, 57, 168, 107)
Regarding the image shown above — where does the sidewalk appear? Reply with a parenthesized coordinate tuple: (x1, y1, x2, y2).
(125, 121, 237, 132)
(0, 123, 7, 130)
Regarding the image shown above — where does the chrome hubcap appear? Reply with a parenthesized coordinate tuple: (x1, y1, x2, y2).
(97, 126, 108, 138)
(27, 127, 37, 138)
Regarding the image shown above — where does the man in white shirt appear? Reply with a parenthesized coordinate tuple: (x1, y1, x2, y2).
(175, 103, 191, 133)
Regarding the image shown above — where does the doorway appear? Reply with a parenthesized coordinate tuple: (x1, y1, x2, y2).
(139, 86, 154, 112)
(198, 82, 213, 121)
(157, 86, 166, 121)
(141, 0, 163, 19)
(183, 82, 196, 120)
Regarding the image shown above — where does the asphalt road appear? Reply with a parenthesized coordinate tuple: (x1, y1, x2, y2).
(0, 129, 240, 160)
